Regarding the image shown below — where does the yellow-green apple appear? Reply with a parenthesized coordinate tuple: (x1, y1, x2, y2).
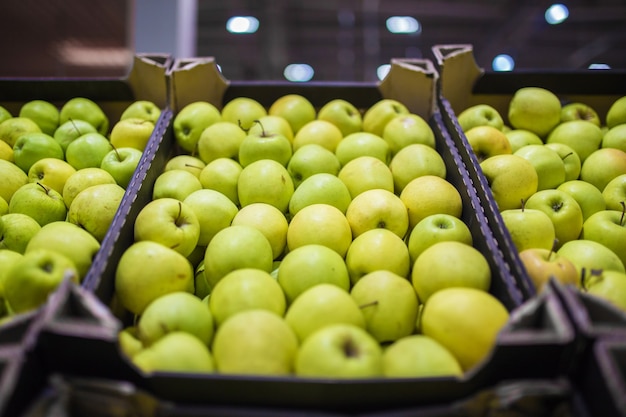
(212, 309, 298, 376)
(152, 169, 202, 201)
(580, 148, 626, 192)
(65, 132, 114, 170)
(583, 269, 626, 312)
(59, 97, 109, 135)
(100, 147, 143, 189)
(209, 268, 286, 326)
(287, 144, 341, 188)
(68, 183, 126, 242)
(500, 206, 557, 252)
(118, 326, 143, 359)
(606, 95, 626, 129)
(163, 155, 206, 178)
(62, 167, 117, 209)
(557, 180, 606, 221)
(286, 203, 352, 257)
(137, 291, 213, 346)
(288, 173, 352, 216)
(120, 100, 161, 124)
(203, 225, 273, 289)
(3, 248, 78, 314)
(292, 119, 343, 152)
(317, 98, 362, 137)
(0, 213, 41, 253)
(382, 334, 463, 378)
(53, 119, 97, 152)
(504, 129, 543, 153)
(0, 106, 12, 124)
(248, 115, 294, 143)
(514, 144, 566, 190)
(408, 213, 473, 264)
(519, 247, 579, 293)
(603, 174, 626, 211)
(362, 98, 409, 137)
(9, 183, 66, 227)
(345, 188, 408, 239)
(277, 244, 350, 304)
(18, 100, 59, 135)
(508, 87, 561, 138)
(0, 116, 41, 147)
(0, 249, 23, 304)
(400, 175, 463, 230)
(28, 157, 76, 195)
(268, 94, 316, 134)
(220, 97, 267, 132)
(557, 239, 625, 283)
(131, 331, 214, 374)
(602, 124, 626, 153)
(237, 159, 294, 213)
(238, 123, 292, 167)
(231, 202, 288, 260)
(198, 158, 242, 206)
(345, 228, 411, 285)
(389, 143, 446, 194)
(194, 261, 209, 300)
(115, 240, 194, 315)
(350, 270, 419, 343)
(0, 140, 13, 162)
(0, 159, 28, 202)
(464, 125, 512, 162)
(546, 120, 603, 163)
(581, 209, 626, 267)
(12, 132, 64, 173)
(173, 101, 222, 153)
(295, 323, 383, 378)
(134, 198, 201, 257)
(338, 156, 394, 199)
(421, 287, 509, 372)
(184, 189, 238, 248)
(0, 197, 7, 215)
(479, 154, 539, 211)
(110, 118, 155, 152)
(382, 113, 436, 155)
(560, 102, 601, 126)
(334, 132, 390, 166)
(457, 104, 504, 132)
(525, 189, 584, 248)
(196, 121, 246, 164)
(545, 143, 582, 182)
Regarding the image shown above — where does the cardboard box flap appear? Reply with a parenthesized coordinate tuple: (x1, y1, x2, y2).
(125, 54, 173, 109)
(169, 57, 230, 112)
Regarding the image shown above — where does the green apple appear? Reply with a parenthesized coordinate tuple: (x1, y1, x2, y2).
(500, 206, 556, 252)
(345, 228, 411, 285)
(120, 100, 161, 124)
(68, 183, 126, 242)
(389, 143, 446, 194)
(362, 98, 409, 137)
(0, 116, 41, 147)
(464, 125, 512, 162)
(220, 97, 267, 132)
(0, 213, 41, 253)
(338, 156, 394, 199)
(3, 248, 79, 314)
(546, 120, 603, 163)
(0, 106, 12, 124)
(137, 291, 214, 346)
(65, 132, 114, 170)
(525, 189, 584, 248)
(581, 209, 626, 267)
(285, 283, 365, 341)
(479, 154, 539, 211)
(132, 331, 214, 374)
(317, 98, 362, 137)
(504, 129, 543, 153)
(0, 197, 7, 215)
(295, 323, 382, 378)
(237, 159, 294, 213)
(0, 249, 23, 300)
(292, 119, 344, 152)
(247, 115, 294, 143)
(118, 326, 143, 359)
(183, 189, 238, 248)
(152, 169, 202, 201)
(0, 159, 28, 203)
(407, 213, 473, 264)
(100, 147, 143, 189)
(287, 144, 341, 188)
(457, 104, 504, 132)
(277, 243, 350, 304)
(519, 247, 579, 293)
(544, 143, 582, 182)
(288, 172, 352, 216)
(0, 140, 13, 162)
(134, 198, 200, 257)
(335, 132, 391, 166)
(53, 119, 97, 152)
(268, 94, 316, 134)
(557, 180, 606, 221)
(19, 100, 59, 135)
(209, 268, 286, 326)
(198, 158, 242, 206)
(421, 287, 509, 372)
(584, 269, 626, 312)
(560, 102, 601, 126)
(62, 167, 117, 209)
(9, 183, 66, 227)
(350, 270, 419, 343)
(382, 334, 463, 378)
(173, 101, 222, 153)
(212, 309, 298, 376)
(238, 123, 292, 167)
(203, 225, 273, 289)
(580, 148, 626, 192)
(400, 175, 463, 230)
(163, 155, 206, 178)
(25, 221, 100, 281)
(194, 261, 210, 300)
(606, 95, 626, 129)
(603, 174, 626, 211)
(514, 144, 566, 190)
(602, 124, 626, 153)
(557, 239, 625, 283)
(12, 132, 64, 173)
(286, 203, 352, 257)
(110, 118, 155, 152)
(59, 97, 109, 135)
(196, 121, 246, 164)
(508, 87, 561, 138)
(231, 202, 288, 260)
(28, 157, 76, 195)
(382, 113, 436, 155)
(115, 240, 194, 315)
(345, 188, 408, 239)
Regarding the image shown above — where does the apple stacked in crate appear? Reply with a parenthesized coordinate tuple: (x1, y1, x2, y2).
(0, 98, 160, 318)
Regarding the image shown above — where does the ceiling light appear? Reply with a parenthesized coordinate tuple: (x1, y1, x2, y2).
(377, 64, 391, 80)
(284, 64, 314, 82)
(226, 16, 259, 34)
(545, 4, 569, 25)
(492, 54, 515, 71)
(588, 63, 611, 70)
(386, 16, 421, 34)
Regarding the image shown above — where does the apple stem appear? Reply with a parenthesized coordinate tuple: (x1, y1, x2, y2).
(237, 119, 250, 133)
(69, 118, 82, 136)
(520, 199, 526, 212)
(111, 144, 122, 161)
(549, 238, 559, 260)
(176, 201, 183, 225)
(252, 119, 266, 136)
(359, 300, 379, 309)
(562, 152, 574, 160)
(36, 182, 50, 195)
(185, 163, 203, 170)
(620, 201, 625, 226)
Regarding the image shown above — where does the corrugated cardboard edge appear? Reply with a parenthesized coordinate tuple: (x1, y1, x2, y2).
(126, 53, 172, 109)
(169, 57, 230, 113)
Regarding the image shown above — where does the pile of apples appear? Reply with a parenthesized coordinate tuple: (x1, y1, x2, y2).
(457, 89, 626, 309)
(113, 94, 512, 379)
(0, 97, 160, 317)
